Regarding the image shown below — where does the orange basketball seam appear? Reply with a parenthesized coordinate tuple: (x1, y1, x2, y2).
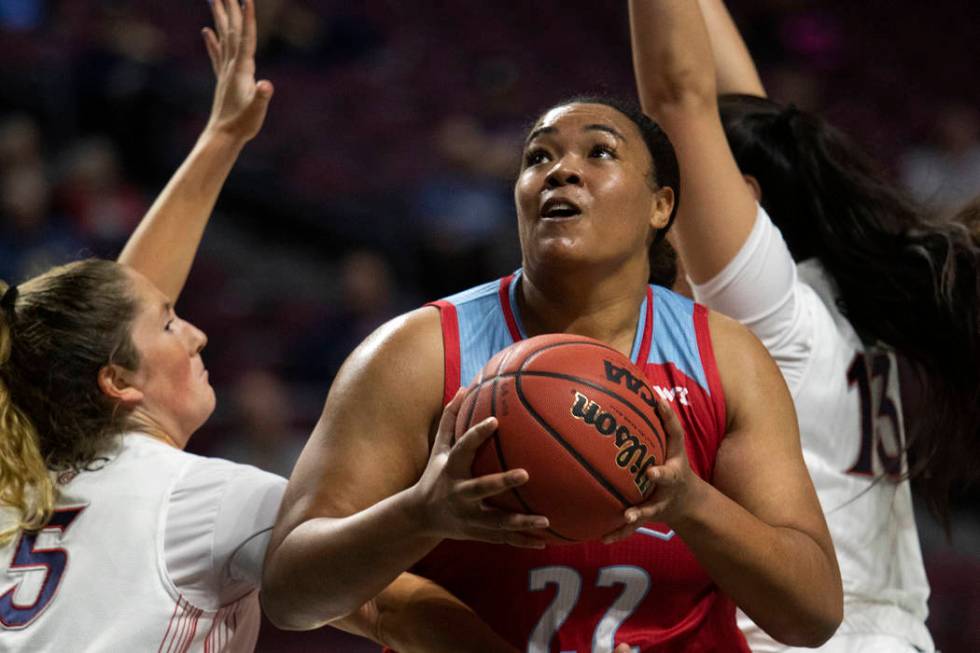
(464, 336, 665, 543)
(514, 372, 635, 511)
(487, 346, 577, 542)
(517, 371, 665, 459)
(467, 371, 665, 461)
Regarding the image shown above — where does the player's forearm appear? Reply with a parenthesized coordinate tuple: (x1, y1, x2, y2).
(697, 0, 766, 97)
(673, 479, 842, 646)
(261, 486, 442, 631)
(629, 0, 717, 115)
(332, 573, 518, 653)
(117, 129, 246, 301)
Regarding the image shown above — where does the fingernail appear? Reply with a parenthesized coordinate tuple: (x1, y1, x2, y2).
(532, 517, 549, 528)
(626, 511, 637, 523)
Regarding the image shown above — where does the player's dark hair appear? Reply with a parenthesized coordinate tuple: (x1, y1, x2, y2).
(532, 96, 681, 286)
(719, 93, 980, 526)
(952, 196, 980, 244)
(0, 259, 141, 541)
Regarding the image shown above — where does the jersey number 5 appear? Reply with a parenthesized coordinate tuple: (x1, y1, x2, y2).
(0, 506, 85, 629)
(846, 351, 903, 479)
(528, 565, 649, 653)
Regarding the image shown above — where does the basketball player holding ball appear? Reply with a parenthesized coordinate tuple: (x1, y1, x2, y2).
(262, 1, 842, 650)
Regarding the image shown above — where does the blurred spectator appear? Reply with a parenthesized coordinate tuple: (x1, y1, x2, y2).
(412, 114, 520, 297)
(0, 164, 83, 282)
(213, 369, 306, 478)
(0, 114, 43, 172)
(286, 249, 404, 384)
(340, 248, 398, 328)
(71, 2, 177, 184)
(55, 137, 148, 252)
(256, 0, 382, 66)
(901, 103, 980, 211)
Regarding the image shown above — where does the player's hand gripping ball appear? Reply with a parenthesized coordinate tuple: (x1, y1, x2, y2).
(454, 334, 668, 543)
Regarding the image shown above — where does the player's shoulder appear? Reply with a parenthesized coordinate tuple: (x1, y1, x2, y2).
(115, 433, 284, 501)
(347, 305, 442, 372)
(651, 283, 696, 309)
(328, 305, 446, 416)
(705, 308, 786, 403)
(117, 433, 199, 474)
(440, 277, 503, 307)
(796, 261, 854, 339)
(704, 306, 753, 342)
(177, 451, 286, 494)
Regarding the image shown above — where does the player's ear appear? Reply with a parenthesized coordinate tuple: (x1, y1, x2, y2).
(98, 364, 143, 406)
(649, 186, 674, 230)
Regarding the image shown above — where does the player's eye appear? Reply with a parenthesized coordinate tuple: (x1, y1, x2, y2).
(589, 144, 616, 159)
(524, 148, 550, 167)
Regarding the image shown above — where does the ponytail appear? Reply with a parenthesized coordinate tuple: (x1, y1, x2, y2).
(720, 94, 980, 527)
(0, 280, 55, 544)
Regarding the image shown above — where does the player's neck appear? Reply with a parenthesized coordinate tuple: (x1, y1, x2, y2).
(127, 410, 188, 450)
(517, 263, 648, 358)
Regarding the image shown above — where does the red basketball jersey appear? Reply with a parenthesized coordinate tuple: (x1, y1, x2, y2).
(401, 273, 747, 653)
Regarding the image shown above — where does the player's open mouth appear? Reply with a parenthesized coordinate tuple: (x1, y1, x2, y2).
(540, 198, 582, 220)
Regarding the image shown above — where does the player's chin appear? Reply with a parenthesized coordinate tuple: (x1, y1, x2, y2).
(528, 238, 594, 268)
(197, 387, 218, 424)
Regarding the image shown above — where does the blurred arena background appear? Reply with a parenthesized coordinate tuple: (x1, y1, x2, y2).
(0, 0, 977, 650)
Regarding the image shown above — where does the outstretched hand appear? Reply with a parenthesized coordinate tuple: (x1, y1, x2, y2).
(202, 0, 273, 143)
(603, 397, 704, 544)
(411, 390, 551, 548)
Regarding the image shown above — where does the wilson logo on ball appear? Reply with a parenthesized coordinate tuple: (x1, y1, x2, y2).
(570, 391, 657, 495)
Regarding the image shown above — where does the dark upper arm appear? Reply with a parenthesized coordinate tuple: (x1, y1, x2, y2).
(268, 306, 446, 548)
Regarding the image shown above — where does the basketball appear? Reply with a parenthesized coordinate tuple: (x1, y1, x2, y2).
(455, 333, 668, 543)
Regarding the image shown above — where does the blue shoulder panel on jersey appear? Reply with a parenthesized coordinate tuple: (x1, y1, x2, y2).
(649, 286, 709, 392)
(443, 279, 516, 387)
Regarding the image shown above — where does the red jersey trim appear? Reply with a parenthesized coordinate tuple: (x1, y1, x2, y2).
(693, 303, 727, 438)
(427, 301, 461, 405)
(498, 275, 522, 342)
(636, 286, 654, 365)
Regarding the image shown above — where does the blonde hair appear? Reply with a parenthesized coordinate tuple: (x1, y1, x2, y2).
(0, 261, 140, 542)
(0, 281, 54, 544)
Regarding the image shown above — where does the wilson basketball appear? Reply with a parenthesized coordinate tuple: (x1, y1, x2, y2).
(455, 333, 668, 543)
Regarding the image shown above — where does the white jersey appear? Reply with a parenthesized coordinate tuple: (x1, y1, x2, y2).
(692, 207, 933, 652)
(0, 433, 286, 652)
